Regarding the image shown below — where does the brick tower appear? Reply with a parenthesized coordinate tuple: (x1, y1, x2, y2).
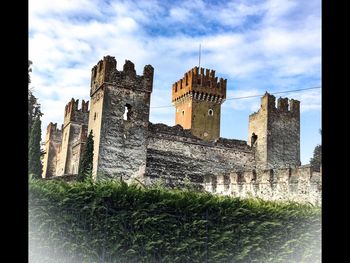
(172, 67, 227, 141)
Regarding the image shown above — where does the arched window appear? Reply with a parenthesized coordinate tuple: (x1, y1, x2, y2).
(208, 109, 214, 116)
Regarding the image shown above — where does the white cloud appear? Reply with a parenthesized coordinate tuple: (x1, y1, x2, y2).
(169, 7, 191, 22)
(223, 89, 261, 111)
(29, 0, 321, 162)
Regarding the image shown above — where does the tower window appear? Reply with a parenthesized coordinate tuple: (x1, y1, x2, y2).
(182, 110, 185, 116)
(251, 133, 258, 146)
(208, 109, 214, 116)
(124, 104, 132, 120)
(94, 112, 97, 121)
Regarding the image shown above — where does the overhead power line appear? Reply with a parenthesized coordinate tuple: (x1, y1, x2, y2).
(150, 86, 321, 109)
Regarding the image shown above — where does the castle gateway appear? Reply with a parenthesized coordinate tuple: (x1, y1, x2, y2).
(42, 56, 321, 205)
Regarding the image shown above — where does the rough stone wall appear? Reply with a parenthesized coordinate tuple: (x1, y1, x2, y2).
(88, 56, 154, 180)
(42, 123, 62, 178)
(267, 97, 300, 168)
(43, 56, 320, 205)
(55, 99, 89, 176)
(43, 99, 89, 177)
(70, 125, 88, 174)
(203, 165, 321, 205)
(88, 87, 105, 177)
(249, 93, 300, 169)
(143, 123, 255, 188)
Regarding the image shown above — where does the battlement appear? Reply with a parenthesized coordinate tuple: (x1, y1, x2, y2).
(171, 67, 226, 105)
(90, 55, 154, 96)
(204, 166, 321, 205)
(45, 122, 62, 142)
(64, 98, 90, 126)
(64, 98, 89, 116)
(250, 92, 300, 118)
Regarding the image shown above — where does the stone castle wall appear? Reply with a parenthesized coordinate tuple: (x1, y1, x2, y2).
(42, 56, 321, 205)
(248, 93, 301, 169)
(143, 123, 255, 187)
(204, 166, 321, 205)
(42, 123, 62, 178)
(42, 100, 89, 178)
(88, 56, 154, 180)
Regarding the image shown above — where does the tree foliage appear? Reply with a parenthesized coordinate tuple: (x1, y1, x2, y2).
(29, 117, 43, 178)
(77, 130, 94, 181)
(28, 60, 42, 136)
(29, 179, 321, 263)
(310, 144, 321, 172)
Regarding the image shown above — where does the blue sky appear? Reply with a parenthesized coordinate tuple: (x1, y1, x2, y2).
(29, 0, 321, 164)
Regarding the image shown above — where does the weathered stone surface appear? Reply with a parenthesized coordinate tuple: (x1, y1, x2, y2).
(42, 99, 89, 178)
(88, 56, 154, 180)
(144, 123, 255, 187)
(203, 166, 321, 205)
(42, 55, 321, 205)
(42, 123, 62, 178)
(249, 93, 301, 169)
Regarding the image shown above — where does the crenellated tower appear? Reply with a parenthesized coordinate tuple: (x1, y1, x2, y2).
(172, 67, 226, 141)
(248, 92, 301, 169)
(56, 98, 89, 175)
(88, 55, 154, 180)
(42, 122, 63, 178)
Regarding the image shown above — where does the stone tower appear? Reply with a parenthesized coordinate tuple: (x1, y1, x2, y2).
(248, 92, 301, 169)
(42, 122, 62, 178)
(171, 67, 226, 141)
(88, 55, 154, 180)
(55, 99, 89, 175)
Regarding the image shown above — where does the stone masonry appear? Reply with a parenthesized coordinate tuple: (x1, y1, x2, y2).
(42, 55, 321, 205)
(42, 99, 89, 177)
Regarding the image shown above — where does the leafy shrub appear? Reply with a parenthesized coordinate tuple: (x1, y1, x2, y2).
(29, 178, 321, 263)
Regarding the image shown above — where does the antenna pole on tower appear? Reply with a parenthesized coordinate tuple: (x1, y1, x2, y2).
(198, 44, 201, 69)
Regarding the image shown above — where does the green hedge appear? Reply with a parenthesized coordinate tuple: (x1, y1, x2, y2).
(29, 178, 321, 263)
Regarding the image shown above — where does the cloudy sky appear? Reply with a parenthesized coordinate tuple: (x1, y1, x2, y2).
(29, 0, 321, 164)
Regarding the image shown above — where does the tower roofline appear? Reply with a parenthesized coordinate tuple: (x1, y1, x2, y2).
(171, 66, 226, 103)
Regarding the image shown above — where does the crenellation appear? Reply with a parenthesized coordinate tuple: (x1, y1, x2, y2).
(171, 66, 227, 141)
(261, 92, 276, 111)
(43, 55, 320, 205)
(277, 97, 288, 112)
(123, 60, 136, 77)
(200, 167, 321, 204)
(64, 98, 90, 126)
(249, 92, 300, 169)
(289, 99, 300, 116)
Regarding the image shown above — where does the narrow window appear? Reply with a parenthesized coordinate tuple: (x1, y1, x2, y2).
(251, 133, 258, 146)
(208, 109, 214, 116)
(124, 104, 132, 120)
(94, 112, 97, 121)
(181, 110, 185, 116)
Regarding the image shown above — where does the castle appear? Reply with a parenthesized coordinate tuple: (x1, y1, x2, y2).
(42, 56, 321, 205)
